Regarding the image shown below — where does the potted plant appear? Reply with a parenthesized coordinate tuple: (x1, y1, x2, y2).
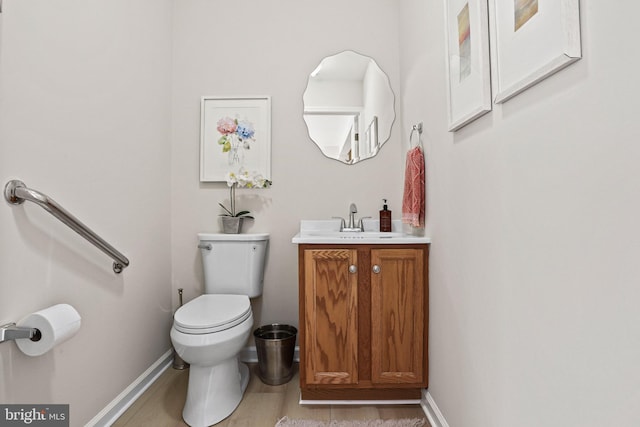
(219, 169, 271, 233)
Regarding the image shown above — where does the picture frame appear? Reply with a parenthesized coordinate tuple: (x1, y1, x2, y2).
(200, 96, 271, 182)
(444, 0, 492, 131)
(489, 0, 581, 104)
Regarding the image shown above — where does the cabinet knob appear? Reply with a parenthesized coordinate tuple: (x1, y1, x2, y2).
(349, 265, 357, 274)
(372, 265, 381, 274)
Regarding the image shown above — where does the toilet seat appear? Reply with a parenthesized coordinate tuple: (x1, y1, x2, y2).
(174, 294, 251, 334)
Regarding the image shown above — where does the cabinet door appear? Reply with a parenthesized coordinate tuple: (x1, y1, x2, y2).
(303, 249, 359, 385)
(371, 248, 425, 384)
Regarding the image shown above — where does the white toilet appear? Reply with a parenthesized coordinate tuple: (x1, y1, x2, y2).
(170, 232, 269, 427)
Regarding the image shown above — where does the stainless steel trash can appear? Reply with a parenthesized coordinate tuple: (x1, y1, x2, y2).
(253, 324, 297, 385)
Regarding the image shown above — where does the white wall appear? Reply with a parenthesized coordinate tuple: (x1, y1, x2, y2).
(170, 0, 404, 332)
(10, 1, 633, 426)
(0, 1, 403, 424)
(399, 0, 640, 426)
(0, 1, 173, 425)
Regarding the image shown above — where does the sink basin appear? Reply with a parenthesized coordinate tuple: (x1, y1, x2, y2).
(291, 220, 431, 244)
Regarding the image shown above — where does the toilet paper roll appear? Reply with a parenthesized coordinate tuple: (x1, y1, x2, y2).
(15, 304, 81, 357)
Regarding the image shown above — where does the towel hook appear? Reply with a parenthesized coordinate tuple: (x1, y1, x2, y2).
(409, 122, 423, 148)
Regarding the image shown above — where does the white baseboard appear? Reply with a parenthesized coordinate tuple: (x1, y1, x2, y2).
(85, 349, 173, 427)
(300, 398, 421, 406)
(421, 389, 450, 427)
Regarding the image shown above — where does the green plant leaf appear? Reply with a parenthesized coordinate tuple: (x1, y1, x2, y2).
(218, 203, 234, 216)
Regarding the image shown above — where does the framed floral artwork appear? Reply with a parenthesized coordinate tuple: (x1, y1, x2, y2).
(444, 0, 492, 131)
(200, 96, 271, 182)
(489, 0, 581, 103)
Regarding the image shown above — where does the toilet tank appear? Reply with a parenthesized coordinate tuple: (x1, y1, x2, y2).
(198, 233, 269, 298)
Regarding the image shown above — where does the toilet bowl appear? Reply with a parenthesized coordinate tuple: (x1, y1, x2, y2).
(171, 294, 254, 427)
(170, 232, 269, 427)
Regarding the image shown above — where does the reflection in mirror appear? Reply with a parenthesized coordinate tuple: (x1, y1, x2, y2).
(303, 51, 395, 164)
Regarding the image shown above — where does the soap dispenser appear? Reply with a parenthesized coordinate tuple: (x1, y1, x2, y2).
(380, 199, 392, 232)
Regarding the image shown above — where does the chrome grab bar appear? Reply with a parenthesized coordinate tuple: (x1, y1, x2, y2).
(4, 179, 130, 274)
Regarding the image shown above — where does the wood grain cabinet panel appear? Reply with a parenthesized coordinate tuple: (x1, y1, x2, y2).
(371, 248, 424, 384)
(298, 244, 429, 401)
(303, 249, 358, 385)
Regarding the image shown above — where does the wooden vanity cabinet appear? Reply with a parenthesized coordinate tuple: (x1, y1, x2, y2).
(298, 243, 429, 401)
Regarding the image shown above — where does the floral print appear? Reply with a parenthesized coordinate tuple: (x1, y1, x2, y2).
(216, 116, 256, 165)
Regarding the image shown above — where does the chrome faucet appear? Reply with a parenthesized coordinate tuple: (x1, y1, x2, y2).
(332, 216, 346, 231)
(337, 203, 366, 232)
(334, 203, 370, 232)
(348, 203, 358, 229)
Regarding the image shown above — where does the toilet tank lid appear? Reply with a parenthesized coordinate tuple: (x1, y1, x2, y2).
(198, 232, 269, 242)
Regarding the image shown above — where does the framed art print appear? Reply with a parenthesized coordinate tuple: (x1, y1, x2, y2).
(489, 0, 581, 103)
(200, 96, 271, 182)
(444, 0, 492, 131)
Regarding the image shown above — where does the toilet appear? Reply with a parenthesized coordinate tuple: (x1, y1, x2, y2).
(170, 232, 269, 427)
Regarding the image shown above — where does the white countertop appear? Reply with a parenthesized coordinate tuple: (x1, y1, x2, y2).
(291, 219, 431, 245)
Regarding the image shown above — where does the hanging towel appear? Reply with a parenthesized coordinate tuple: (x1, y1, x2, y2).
(402, 146, 425, 228)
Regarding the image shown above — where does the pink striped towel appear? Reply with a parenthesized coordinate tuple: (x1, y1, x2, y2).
(402, 146, 425, 228)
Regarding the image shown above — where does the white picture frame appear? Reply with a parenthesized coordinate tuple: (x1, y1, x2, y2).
(200, 96, 271, 182)
(489, 0, 581, 104)
(444, 0, 492, 131)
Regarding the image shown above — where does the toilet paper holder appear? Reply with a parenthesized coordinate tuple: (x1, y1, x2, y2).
(0, 322, 42, 344)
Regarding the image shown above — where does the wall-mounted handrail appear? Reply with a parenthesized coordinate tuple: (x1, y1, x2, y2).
(4, 180, 130, 273)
